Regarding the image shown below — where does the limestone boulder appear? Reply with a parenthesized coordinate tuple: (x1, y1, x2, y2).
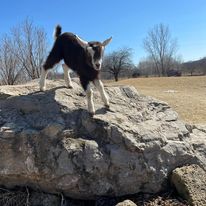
(0, 79, 205, 199)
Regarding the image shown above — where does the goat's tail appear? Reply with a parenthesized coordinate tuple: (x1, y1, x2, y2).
(53, 25, 62, 40)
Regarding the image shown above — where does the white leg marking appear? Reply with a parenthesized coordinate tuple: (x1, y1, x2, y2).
(86, 84, 95, 114)
(94, 79, 109, 107)
(39, 68, 48, 91)
(62, 64, 73, 88)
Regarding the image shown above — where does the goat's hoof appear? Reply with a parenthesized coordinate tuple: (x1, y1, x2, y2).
(89, 111, 95, 116)
(88, 108, 95, 116)
(67, 85, 73, 89)
(40, 87, 46, 92)
(105, 104, 110, 109)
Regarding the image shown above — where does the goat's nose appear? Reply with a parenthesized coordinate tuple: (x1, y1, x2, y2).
(96, 63, 100, 68)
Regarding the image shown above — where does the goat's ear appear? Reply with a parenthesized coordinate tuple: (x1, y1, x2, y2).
(102, 37, 112, 46)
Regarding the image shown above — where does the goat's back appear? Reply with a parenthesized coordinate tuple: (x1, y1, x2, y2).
(44, 32, 99, 81)
(55, 33, 98, 80)
(57, 33, 87, 70)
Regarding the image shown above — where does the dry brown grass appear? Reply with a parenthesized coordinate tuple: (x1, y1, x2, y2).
(107, 76, 206, 125)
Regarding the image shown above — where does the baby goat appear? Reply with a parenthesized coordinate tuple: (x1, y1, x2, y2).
(40, 25, 112, 115)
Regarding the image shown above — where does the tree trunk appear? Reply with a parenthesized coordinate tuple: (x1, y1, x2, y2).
(114, 74, 119, 81)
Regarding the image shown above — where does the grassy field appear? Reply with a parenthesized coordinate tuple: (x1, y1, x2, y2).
(108, 76, 206, 125)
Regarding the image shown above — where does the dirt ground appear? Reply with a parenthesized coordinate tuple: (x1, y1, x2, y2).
(0, 187, 189, 206)
(108, 76, 206, 125)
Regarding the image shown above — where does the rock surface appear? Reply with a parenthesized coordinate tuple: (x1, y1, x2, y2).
(0, 79, 205, 199)
(171, 164, 206, 206)
(30, 192, 60, 206)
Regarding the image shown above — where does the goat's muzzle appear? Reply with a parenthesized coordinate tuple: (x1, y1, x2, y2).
(95, 63, 101, 70)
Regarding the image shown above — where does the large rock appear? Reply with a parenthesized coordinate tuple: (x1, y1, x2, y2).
(0, 79, 205, 199)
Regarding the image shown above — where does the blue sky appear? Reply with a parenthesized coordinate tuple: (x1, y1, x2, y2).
(1, 0, 206, 64)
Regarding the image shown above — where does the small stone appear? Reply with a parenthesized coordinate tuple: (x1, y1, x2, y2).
(42, 123, 64, 137)
(171, 164, 206, 206)
(115, 199, 137, 206)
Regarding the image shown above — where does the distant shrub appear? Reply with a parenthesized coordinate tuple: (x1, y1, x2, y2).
(167, 69, 182, 77)
(132, 71, 141, 78)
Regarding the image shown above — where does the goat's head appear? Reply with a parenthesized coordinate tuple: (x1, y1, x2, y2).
(76, 36, 112, 70)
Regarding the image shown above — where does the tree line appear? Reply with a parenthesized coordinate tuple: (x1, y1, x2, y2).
(0, 20, 205, 85)
(0, 19, 47, 85)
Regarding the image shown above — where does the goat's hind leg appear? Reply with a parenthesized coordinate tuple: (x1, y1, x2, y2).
(40, 67, 49, 91)
(62, 64, 73, 89)
(40, 55, 61, 91)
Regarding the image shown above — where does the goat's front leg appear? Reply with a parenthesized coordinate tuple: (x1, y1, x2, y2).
(86, 84, 95, 115)
(94, 79, 109, 108)
(39, 68, 49, 91)
(62, 64, 73, 88)
(80, 78, 95, 115)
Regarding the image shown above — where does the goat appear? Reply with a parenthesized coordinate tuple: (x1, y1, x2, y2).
(39, 25, 112, 115)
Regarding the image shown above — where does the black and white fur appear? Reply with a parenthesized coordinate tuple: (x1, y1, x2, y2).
(39, 25, 112, 114)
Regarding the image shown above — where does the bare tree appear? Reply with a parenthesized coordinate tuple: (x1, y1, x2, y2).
(0, 19, 48, 85)
(137, 55, 182, 77)
(0, 36, 23, 85)
(137, 57, 156, 77)
(11, 19, 48, 79)
(102, 47, 133, 81)
(143, 23, 178, 76)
